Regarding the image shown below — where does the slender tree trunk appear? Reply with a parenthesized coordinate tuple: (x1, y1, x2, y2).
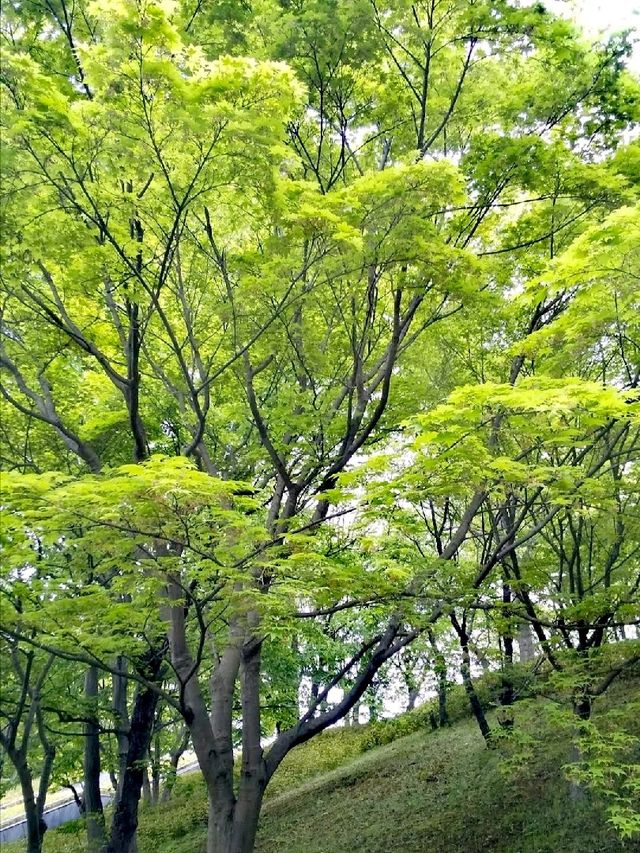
(106, 681, 159, 853)
(66, 784, 84, 813)
(568, 695, 591, 803)
(407, 686, 419, 712)
(437, 669, 448, 727)
(150, 711, 162, 805)
(225, 635, 266, 853)
(151, 756, 160, 805)
(113, 657, 130, 804)
(83, 666, 106, 852)
(106, 644, 164, 853)
(427, 629, 448, 727)
(451, 615, 492, 744)
(500, 581, 515, 707)
(474, 650, 491, 672)
(460, 645, 492, 743)
(141, 767, 151, 804)
(36, 709, 56, 830)
(161, 727, 190, 801)
(568, 741, 586, 803)
(18, 760, 44, 853)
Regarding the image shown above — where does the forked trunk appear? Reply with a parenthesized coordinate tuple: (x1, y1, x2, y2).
(179, 603, 268, 853)
(205, 773, 265, 853)
(168, 582, 406, 853)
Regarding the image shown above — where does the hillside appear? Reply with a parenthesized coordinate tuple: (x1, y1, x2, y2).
(7, 691, 636, 853)
(256, 716, 623, 853)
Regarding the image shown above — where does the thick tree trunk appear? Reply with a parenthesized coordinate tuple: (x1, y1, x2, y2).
(206, 798, 234, 853)
(517, 622, 535, 663)
(205, 788, 266, 853)
(83, 666, 106, 853)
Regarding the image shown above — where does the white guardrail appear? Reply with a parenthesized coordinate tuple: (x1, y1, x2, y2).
(0, 761, 200, 844)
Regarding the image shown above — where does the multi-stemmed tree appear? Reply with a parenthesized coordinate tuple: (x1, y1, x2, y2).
(1, 1, 639, 852)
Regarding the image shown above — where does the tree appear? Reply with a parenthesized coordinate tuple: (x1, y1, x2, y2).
(1, 1, 639, 851)
(0, 644, 57, 853)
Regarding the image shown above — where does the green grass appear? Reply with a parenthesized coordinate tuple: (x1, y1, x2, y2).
(5, 686, 637, 853)
(257, 713, 626, 853)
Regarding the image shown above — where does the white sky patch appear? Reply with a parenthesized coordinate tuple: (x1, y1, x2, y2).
(552, 0, 640, 71)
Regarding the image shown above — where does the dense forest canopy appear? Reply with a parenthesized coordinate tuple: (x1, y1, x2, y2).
(0, 1, 639, 852)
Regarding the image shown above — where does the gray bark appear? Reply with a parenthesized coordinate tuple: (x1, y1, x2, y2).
(518, 622, 535, 663)
(112, 657, 130, 804)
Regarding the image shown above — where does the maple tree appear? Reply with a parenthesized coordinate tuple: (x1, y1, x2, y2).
(1, 1, 639, 852)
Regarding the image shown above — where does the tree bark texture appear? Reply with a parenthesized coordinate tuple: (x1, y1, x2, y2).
(83, 666, 106, 853)
(106, 653, 163, 853)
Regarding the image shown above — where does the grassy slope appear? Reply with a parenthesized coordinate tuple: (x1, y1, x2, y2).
(8, 692, 636, 853)
(257, 714, 625, 853)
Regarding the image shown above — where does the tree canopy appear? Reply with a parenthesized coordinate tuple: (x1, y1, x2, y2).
(1, 2, 639, 852)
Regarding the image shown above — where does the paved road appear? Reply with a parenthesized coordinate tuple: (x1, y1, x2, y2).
(0, 761, 200, 844)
